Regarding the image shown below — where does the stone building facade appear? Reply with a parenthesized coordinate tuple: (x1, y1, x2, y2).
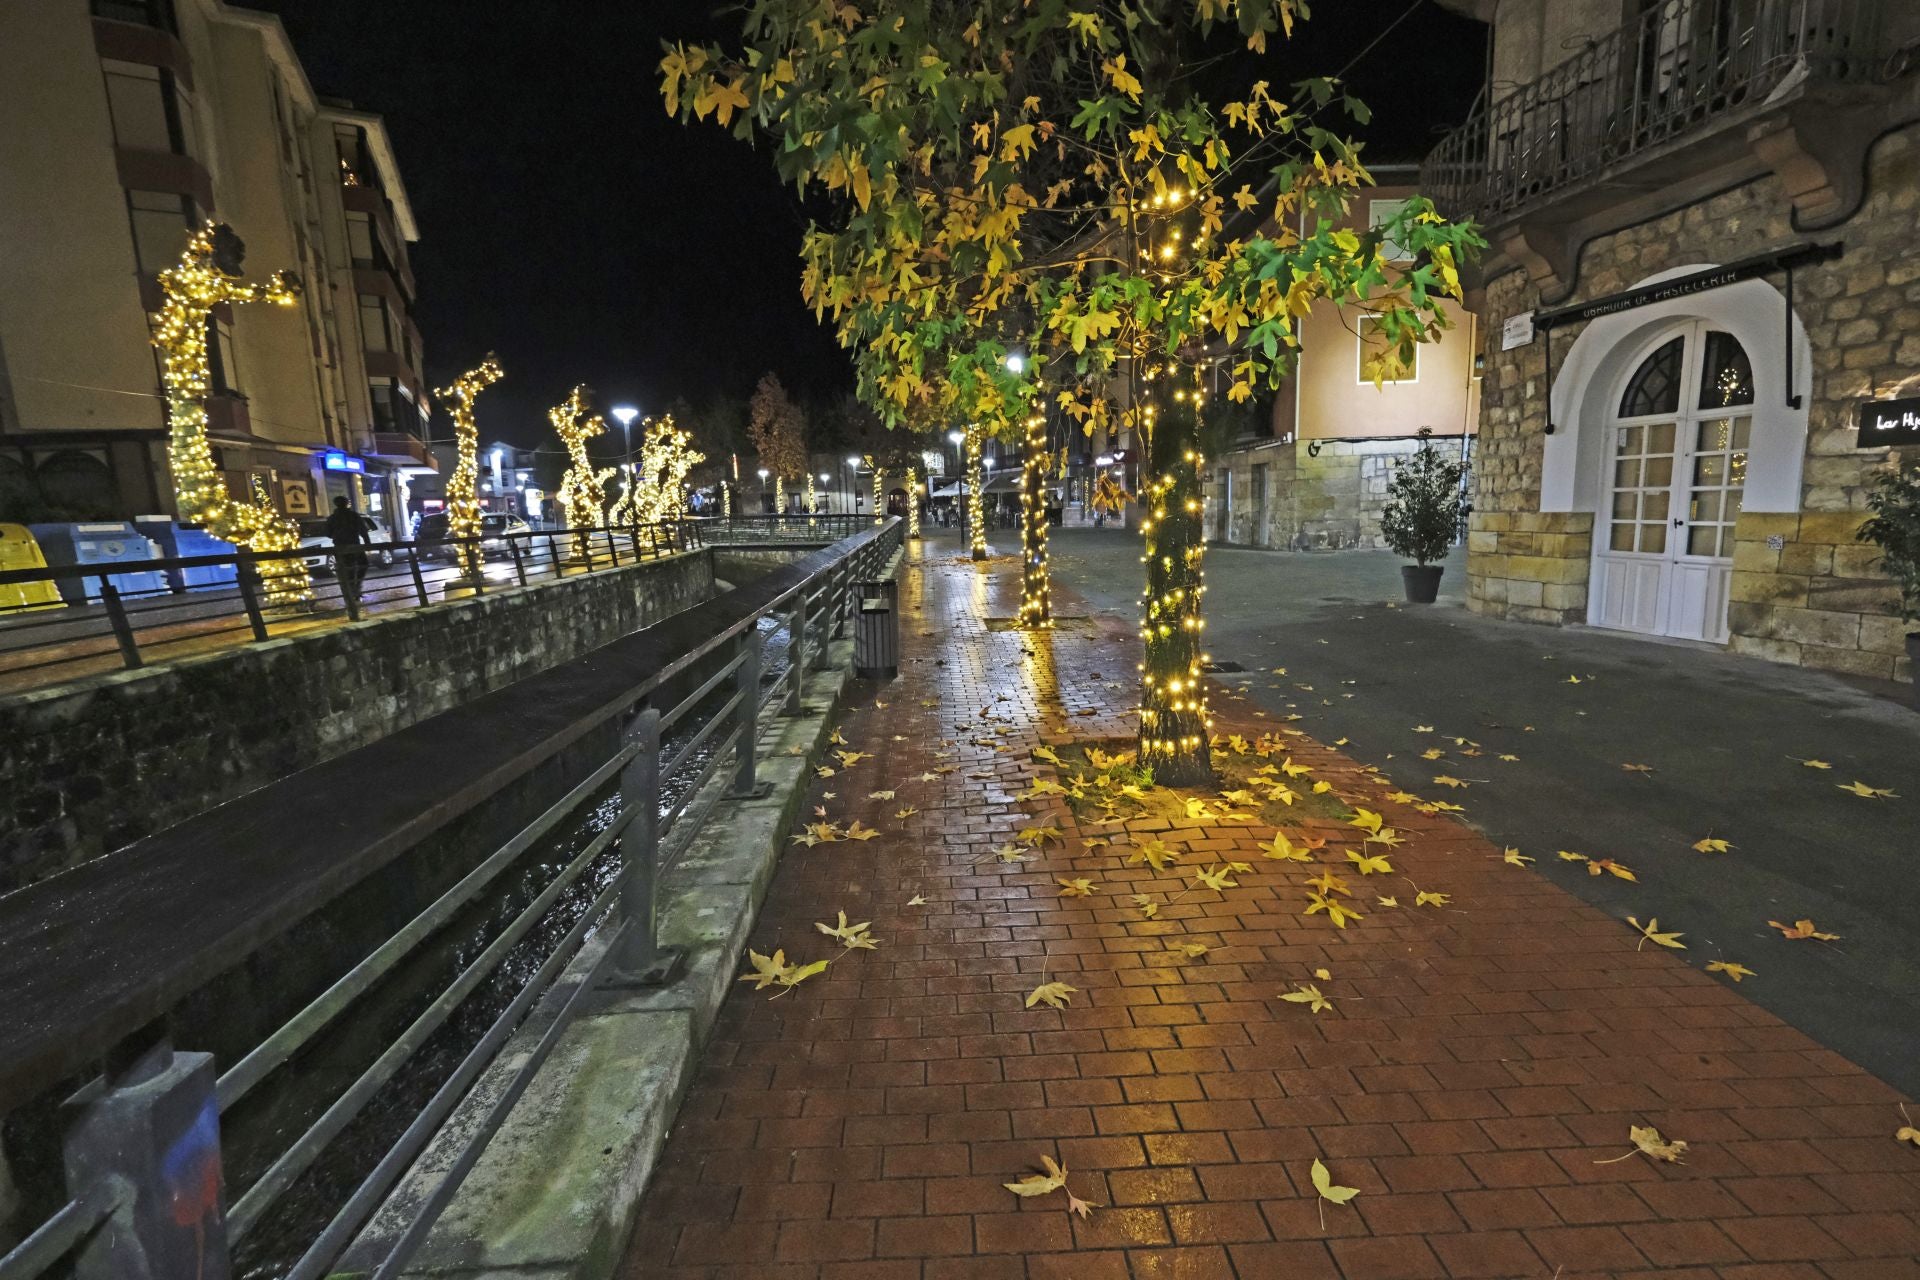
(1431, 0, 1920, 683)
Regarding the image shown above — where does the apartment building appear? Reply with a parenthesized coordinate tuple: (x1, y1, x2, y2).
(0, 0, 435, 531)
(1201, 170, 1482, 551)
(1427, 0, 1920, 682)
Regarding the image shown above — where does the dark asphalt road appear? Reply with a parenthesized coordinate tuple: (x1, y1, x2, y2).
(1009, 524, 1920, 1097)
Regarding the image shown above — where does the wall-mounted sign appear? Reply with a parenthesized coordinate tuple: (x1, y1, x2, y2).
(322, 451, 366, 473)
(1501, 312, 1535, 351)
(1534, 241, 1844, 331)
(1857, 396, 1920, 448)
(282, 478, 312, 515)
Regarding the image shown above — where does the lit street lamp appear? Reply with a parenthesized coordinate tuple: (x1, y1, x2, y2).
(818, 472, 832, 513)
(844, 454, 860, 514)
(610, 404, 640, 469)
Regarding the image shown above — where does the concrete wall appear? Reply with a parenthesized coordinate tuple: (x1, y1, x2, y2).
(0, 550, 716, 889)
(1468, 123, 1920, 681)
(1206, 436, 1475, 553)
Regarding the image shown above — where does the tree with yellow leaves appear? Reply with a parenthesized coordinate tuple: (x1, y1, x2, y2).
(747, 372, 809, 514)
(663, 0, 1481, 782)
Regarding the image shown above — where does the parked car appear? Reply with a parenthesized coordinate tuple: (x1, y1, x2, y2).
(298, 515, 395, 574)
(413, 511, 532, 561)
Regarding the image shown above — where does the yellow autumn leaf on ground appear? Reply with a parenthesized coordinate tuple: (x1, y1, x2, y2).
(1057, 878, 1096, 897)
(1018, 825, 1062, 846)
(1261, 833, 1314, 862)
(1706, 960, 1755, 982)
(1692, 837, 1733, 853)
(1386, 790, 1420, 805)
(1312, 781, 1333, 794)
(1566, 675, 1584, 684)
(1282, 758, 1314, 778)
(815, 765, 836, 778)
(1313, 967, 1332, 980)
(1558, 850, 1589, 864)
(1310, 1158, 1360, 1204)
(737, 948, 829, 995)
(1004, 1155, 1069, 1196)
(1306, 892, 1363, 928)
(991, 843, 1029, 864)
(1769, 918, 1840, 941)
(835, 750, 869, 767)
(1033, 744, 1064, 766)
(845, 820, 879, 841)
(1177, 942, 1209, 958)
(1503, 848, 1535, 866)
(1193, 864, 1238, 891)
(1590, 858, 1636, 881)
(1347, 807, 1384, 833)
(894, 806, 919, 820)
(1837, 780, 1897, 798)
(1412, 724, 1435, 733)
(1281, 983, 1333, 1013)
(1432, 775, 1468, 789)
(1128, 836, 1180, 871)
(1132, 894, 1160, 919)
(1376, 895, 1400, 908)
(1622, 763, 1654, 775)
(1307, 870, 1351, 897)
(1628, 916, 1687, 949)
(1415, 890, 1450, 907)
(1897, 1105, 1920, 1147)
(1346, 849, 1393, 875)
(1498, 753, 1520, 762)
(1797, 757, 1832, 769)
(906, 894, 927, 906)
(1025, 980, 1077, 1009)
(1365, 827, 1405, 847)
(1596, 1125, 1688, 1164)
(1425, 800, 1467, 814)
(1421, 748, 1446, 761)
(790, 831, 821, 848)
(829, 729, 848, 746)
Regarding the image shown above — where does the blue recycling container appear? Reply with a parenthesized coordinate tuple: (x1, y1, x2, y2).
(26, 521, 171, 605)
(134, 518, 238, 590)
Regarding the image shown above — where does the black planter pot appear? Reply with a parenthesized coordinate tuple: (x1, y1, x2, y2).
(1401, 564, 1444, 604)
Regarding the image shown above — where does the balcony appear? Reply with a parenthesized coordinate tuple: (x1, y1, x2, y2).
(1422, 0, 1886, 240)
(368, 431, 436, 470)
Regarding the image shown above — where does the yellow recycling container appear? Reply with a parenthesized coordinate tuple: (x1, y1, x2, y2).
(0, 523, 65, 614)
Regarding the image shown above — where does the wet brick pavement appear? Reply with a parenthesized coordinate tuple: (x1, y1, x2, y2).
(619, 542, 1918, 1280)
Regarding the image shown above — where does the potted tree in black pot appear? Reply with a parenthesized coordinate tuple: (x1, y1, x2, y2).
(1380, 431, 1467, 604)
(1857, 463, 1920, 707)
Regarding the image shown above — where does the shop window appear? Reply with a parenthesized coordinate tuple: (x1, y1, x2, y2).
(1618, 335, 1683, 417)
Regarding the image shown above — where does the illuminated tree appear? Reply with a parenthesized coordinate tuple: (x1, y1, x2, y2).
(1017, 410, 1053, 626)
(964, 423, 989, 559)
(550, 385, 613, 558)
(664, 0, 1482, 782)
(747, 372, 808, 513)
(905, 466, 921, 538)
(438, 354, 504, 582)
(624, 415, 706, 526)
(153, 222, 309, 606)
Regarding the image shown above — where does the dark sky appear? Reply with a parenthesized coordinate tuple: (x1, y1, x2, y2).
(257, 1, 1485, 448)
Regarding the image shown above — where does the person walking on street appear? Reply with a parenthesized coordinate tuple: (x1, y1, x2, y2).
(325, 496, 374, 620)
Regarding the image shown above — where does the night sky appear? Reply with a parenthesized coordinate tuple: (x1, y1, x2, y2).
(256, 1, 1486, 448)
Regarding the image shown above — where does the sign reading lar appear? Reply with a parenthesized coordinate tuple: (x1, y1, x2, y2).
(1857, 397, 1920, 448)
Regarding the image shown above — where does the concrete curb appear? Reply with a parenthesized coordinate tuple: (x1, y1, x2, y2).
(336, 589, 892, 1276)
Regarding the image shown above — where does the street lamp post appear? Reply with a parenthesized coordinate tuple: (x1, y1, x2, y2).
(610, 404, 640, 471)
(818, 472, 831, 514)
(844, 454, 860, 515)
(757, 467, 770, 516)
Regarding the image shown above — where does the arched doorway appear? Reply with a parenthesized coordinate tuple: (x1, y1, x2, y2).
(1589, 321, 1755, 642)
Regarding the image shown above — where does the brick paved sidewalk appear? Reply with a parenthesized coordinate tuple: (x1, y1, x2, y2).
(620, 545, 1918, 1280)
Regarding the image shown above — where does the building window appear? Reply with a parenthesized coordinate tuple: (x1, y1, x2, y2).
(101, 60, 195, 157)
(369, 378, 400, 432)
(358, 294, 393, 352)
(1357, 316, 1418, 384)
(91, 0, 176, 31)
(1368, 198, 1412, 261)
(346, 212, 376, 267)
(1619, 335, 1684, 417)
(127, 190, 196, 274)
(208, 319, 239, 395)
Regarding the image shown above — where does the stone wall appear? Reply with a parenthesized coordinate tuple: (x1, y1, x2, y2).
(0, 550, 716, 889)
(1468, 122, 1918, 681)
(1207, 436, 1472, 551)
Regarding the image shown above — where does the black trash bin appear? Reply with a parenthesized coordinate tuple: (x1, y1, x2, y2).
(854, 579, 899, 679)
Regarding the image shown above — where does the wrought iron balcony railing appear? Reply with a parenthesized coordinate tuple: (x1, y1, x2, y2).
(1421, 0, 1883, 222)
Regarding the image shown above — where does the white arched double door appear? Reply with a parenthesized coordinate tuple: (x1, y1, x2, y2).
(1589, 321, 1753, 643)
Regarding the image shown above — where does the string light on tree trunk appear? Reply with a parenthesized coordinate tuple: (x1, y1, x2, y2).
(1017, 411, 1052, 627)
(905, 466, 920, 538)
(153, 222, 311, 607)
(804, 472, 817, 513)
(625, 415, 704, 527)
(1136, 372, 1213, 785)
(437, 354, 504, 583)
(965, 423, 988, 559)
(869, 458, 885, 526)
(550, 384, 613, 560)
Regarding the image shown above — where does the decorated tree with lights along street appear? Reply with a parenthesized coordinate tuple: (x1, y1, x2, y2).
(154, 222, 311, 606)
(663, 0, 1481, 783)
(438, 354, 505, 583)
(549, 385, 614, 559)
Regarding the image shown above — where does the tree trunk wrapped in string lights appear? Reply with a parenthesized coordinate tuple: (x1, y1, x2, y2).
(869, 461, 885, 526)
(1138, 376, 1212, 785)
(627, 415, 705, 527)
(965, 424, 988, 560)
(1017, 412, 1052, 626)
(550, 385, 612, 560)
(438, 354, 504, 583)
(154, 223, 310, 606)
(774, 476, 786, 515)
(905, 466, 920, 538)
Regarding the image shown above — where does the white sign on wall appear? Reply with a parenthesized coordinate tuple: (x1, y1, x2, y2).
(1501, 312, 1535, 351)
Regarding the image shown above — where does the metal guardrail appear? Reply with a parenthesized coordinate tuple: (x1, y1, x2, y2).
(0, 521, 695, 691)
(690, 512, 876, 543)
(1420, 0, 1883, 220)
(0, 519, 903, 1280)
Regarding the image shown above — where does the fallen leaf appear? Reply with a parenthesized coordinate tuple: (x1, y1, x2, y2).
(1503, 848, 1535, 866)
(1589, 858, 1637, 882)
(1837, 780, 1897, 798)
(1310, 1157, 1360, 1204)
(1177, 942, 1210, 958)
(1497, 753, 1520, 762)
(1421, 747, 1447, 761)
(835, 749, 870, 767)
(1376, 895, 1400, 907)
(1432, 775, 1468, 789)
(1796, 757, 1832, 769)
(1281, 983, 1333, 1013)
(1306, 870, 1351, 898)
(737, 948, 829, 995)
(1629, 916, 1687, 949)
(1132, 894, 1160, 919)
(1004, 1155, 1069, 1196)
(1557, 850, 1589, 863)
(990, 842, 1030, 864)
(1347, 807, 1384, 834)
(1412, 724, 1434, 733)
(1025, 980, 1077, 1009)
(1313, 967, 1331, 980)
(1415, 890, 1450, 907)
(1311, 780, 1333, 794)
(845, 820, 879, 841)
(907, 894, 928, 906)
(1595, 1125, 1688, 1165)
(1768, 917, 1840, 941)
(815, 910, 877, 951)
(1622, 763, 1654, 775)
(1706, 960, 1755, 982)
(1261, 832, 1319, 862)
(1897, 1104, 1920, 1148)
(1193, 864, 1238, 891)
(895, 806, 919, 820)
(1057, 878, 1097, 897)
(1018, 825, 1062, 847)
(1346, 849, 1393, 875)
(814, 765, 836, 778)
(1305, 892, 1364, 928)
(1066, 1189, 1098, 1218)
(1691, 837, 1733, 853)
(1033, 744, 1064, 766)
(1127, 836, 1181, 871)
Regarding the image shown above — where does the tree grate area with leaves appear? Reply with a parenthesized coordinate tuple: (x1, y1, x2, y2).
(662, 0, 1483, 781)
